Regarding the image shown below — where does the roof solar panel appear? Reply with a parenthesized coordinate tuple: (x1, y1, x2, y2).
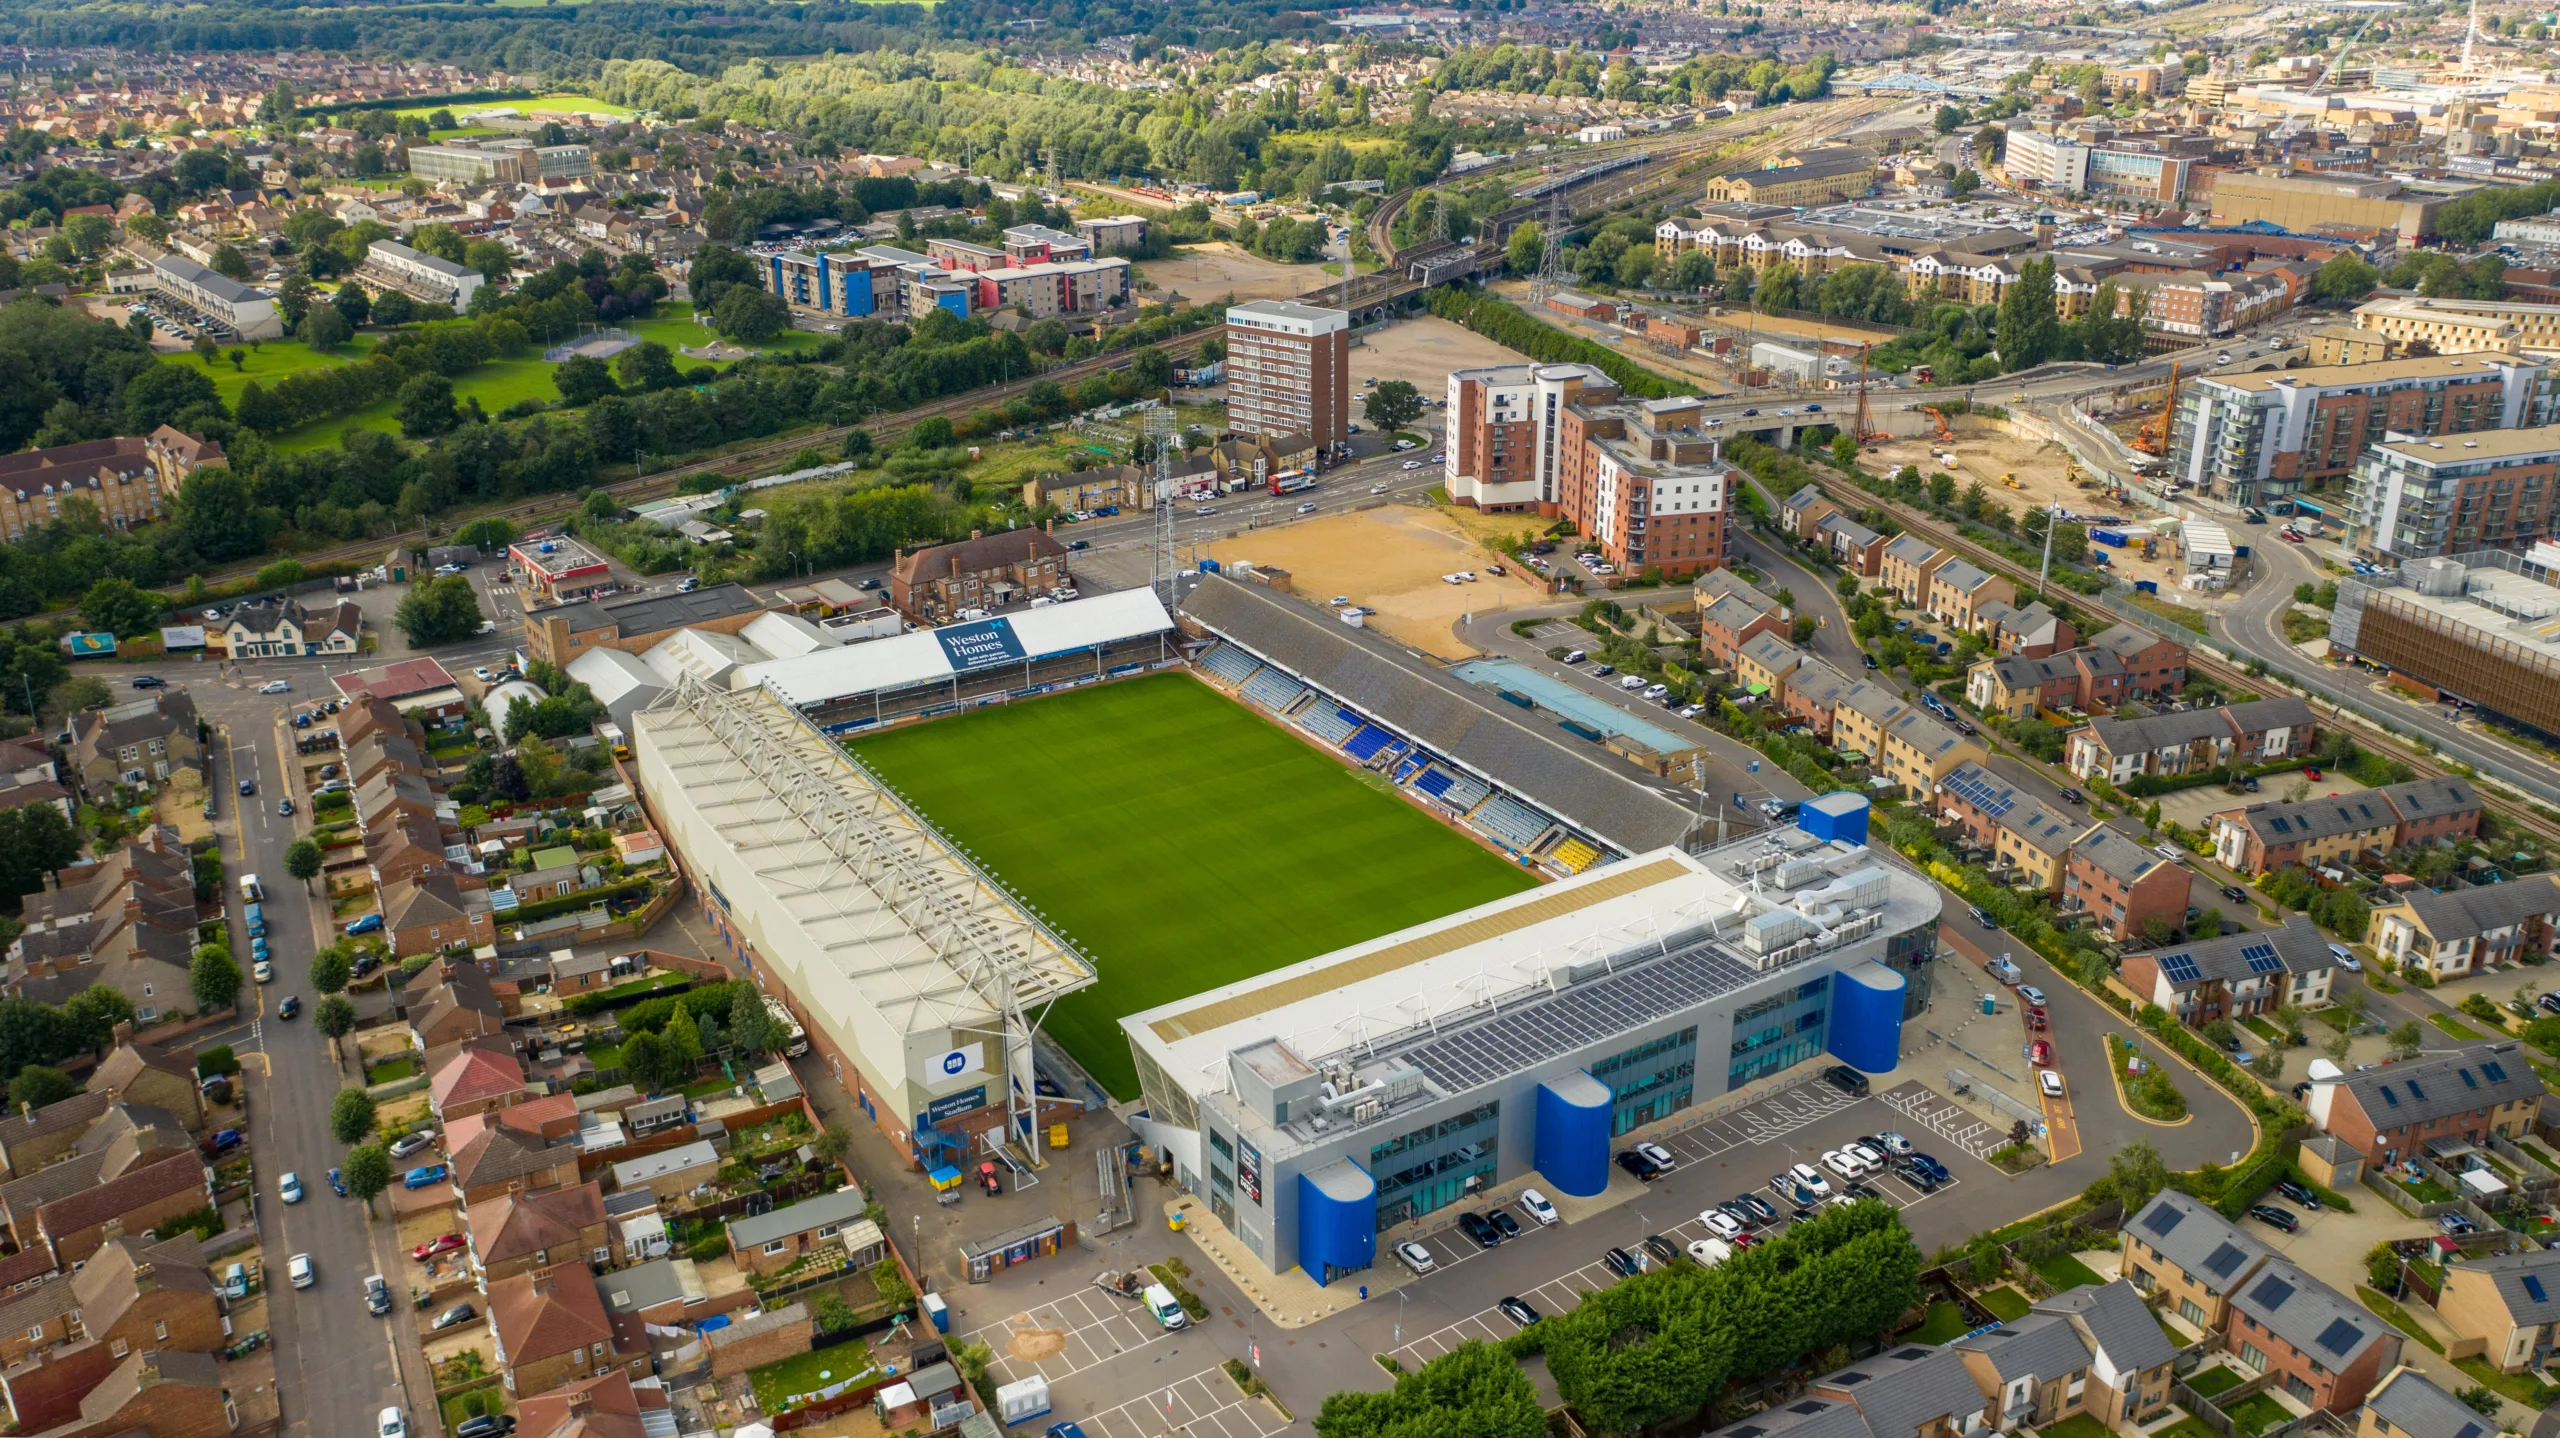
(2161, 954, 2202, 984)
(2271, 816, 2292, 834)
(2405, 1079, 2427, 1100)
(2379, 1084, 2399, 1106)
(2459, 1068, 2478, 1088)
(2524, 1275, 2549, 1303)
(2241, 942, 2282, 975)
(2251, 1276, 2296, 1309)
(2205, 1242, 2249, 1279)
(2144, 1205, 2186, 1238)
(2483, 1060, 2510, 1083)
(2314, 1317, 2364, 1356)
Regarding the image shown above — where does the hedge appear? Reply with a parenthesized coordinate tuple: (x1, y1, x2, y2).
(1423, 286, 1696, 400)
(508, 876, 655, 923)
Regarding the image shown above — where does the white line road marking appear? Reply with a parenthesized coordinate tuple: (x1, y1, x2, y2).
(1073, 1367, 1291, 1438)
(967, 1287, 1174, 1382)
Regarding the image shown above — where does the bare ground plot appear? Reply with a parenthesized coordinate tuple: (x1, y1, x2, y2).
(1697, 310, 1910, 350)
(1862, 420, 2192, 596)
(1208, 505, 1548, 659)
(1133, 244, 1331, 304)
(1351, 315, 1544, 402)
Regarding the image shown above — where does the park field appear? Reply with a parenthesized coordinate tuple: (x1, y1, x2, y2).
(847, 673, 1537, 1098)
(270, 356, 562, 454)
(387, 93, 634, 122)
(199, 336, 378, 409)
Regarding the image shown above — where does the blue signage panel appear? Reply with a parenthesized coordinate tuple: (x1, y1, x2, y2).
(935, 617, 1027, 674)
(921, 1085, 987, 1128)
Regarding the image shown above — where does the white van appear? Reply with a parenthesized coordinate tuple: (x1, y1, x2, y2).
(1142, 1283, 1188, 1330)
(239, 874, 264, 904)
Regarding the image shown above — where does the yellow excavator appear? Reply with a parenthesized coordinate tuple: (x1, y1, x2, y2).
(2066, 462, 2098, 490)
(2002, 472, 2024, 490)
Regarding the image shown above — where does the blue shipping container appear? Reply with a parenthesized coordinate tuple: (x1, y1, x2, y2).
(2090, 528, 2130, 547)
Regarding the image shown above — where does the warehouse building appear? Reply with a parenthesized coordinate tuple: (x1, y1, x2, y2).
(1121, 797, 1939, 1287)
(2333, 543, 2560, 739)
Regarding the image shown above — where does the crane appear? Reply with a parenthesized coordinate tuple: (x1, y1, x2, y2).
(2133, 362, 2181, 457)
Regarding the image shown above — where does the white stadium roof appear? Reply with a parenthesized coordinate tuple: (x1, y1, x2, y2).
(734, 587, 1174, 708)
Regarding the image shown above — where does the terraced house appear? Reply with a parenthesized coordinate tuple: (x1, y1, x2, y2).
(1967, 649, 2128, 721)
(2119, 1191, 2275, 1338)
(2305, 1042, 2546, 1167)
(2364, 874, 2560, 977)
(2064, 698, 2318, 784)
(2209, 776, 2482, 876)
(2116, 915, 2338, 1024)
(2225, 1255, 2400, 1412)
(2058, 824, 2187, 942)
(2434, 1249, 2560, 1375)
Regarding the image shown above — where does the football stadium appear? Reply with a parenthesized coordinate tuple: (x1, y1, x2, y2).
(633, 573, 1943, 1286)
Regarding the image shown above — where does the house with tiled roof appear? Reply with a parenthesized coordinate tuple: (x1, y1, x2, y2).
(2118, 915, 2339, 1024)
(69, 1233, 224, 1363)
(0, 1094, 113, 1178)
(515, 1368, 660, 1438)
(1953, 1311, 2094, 1431)
(2365, 875, 2560, 979)
(2210, 776, 2483, 878)
(468, 1183, 610, 1285)
(431, 1045, 528, 1122)
(1926, 559, 2014, 635)
(2060, 822, 2188, 943)
(2307, 1042, 2547, 1168)
(91, 1039, 204, 1131)
(1695, 586, 1786, 669)
(1878, 535, 1946, 607)
(23, 1347, 232, 1438)
(406, 958, 507, 1049)
(2084, 624, 2187, 697)
(219, 596, 362, 659)
(450, 1124, 580, 1206)
(63, 692, 202, 796)
(2028, 1279, 2178, 1428)
(2225, 1255, 2398, 1411)
(5, 832, 200, 1025)
(490, 1264, 641, 1395)
(2065, 697, 2317, 783)
(1974, 599, 2074, 658)
(1808, 1341, 1995, 1438)
(29, 1150, 207, 1267)
(1779, 656, 1858, 740)
(2120, 1191, 2275, 1336)
(2436, 1248, 2560, 1374)
(2356, 1367, 2495, 1438)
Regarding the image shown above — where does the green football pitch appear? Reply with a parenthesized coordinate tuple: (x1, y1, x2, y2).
(847, 672, 1539, 1099)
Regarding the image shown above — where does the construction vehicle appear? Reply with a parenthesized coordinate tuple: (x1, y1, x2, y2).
(2066, 462, 2098, 490)
(2132, 363, 2181, 456)
(2002, 472, 2023, 490)
(1924, 407, 1954, 444)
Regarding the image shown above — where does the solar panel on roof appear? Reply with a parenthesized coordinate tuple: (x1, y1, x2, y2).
(2144, 1205, 2186, 1238)
(2205, 1243, 2249, 1279)
(2271, 816, 2292, 834)
(1832, 1372, 1870, 1386)
(2483, 1060, 2510, 1082)
(2405, 1079, 2427, 1100)
(2379, 1084, 2399, 1106)
(2161, 953, 2202, 984)
(2241, 942, 2282, 975)
(2460, 1068, 2478, 1088)
(2251, 1276, 2296, 1309)
(2524, 1275, 2549, 1303)
(2314, 1317, 2364, 1356)
(1791, 1403, 1831, 1415)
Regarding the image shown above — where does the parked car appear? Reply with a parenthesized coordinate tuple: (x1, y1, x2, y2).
(1821, 1150, 1867, 1181)
(1489, 1210, 1521, 1240)
(1617, 1148, 1670, 1182)
(1699, 1209, 1745, 1240)
(1968, 906, 1997, 929)
(1602, 1246, 1645, 1278)
(1785, 1162, 1834, 1197)
(454, 1419, 516, 1438)
(2017, 985, 2047, 1007)
(2029, 1039, 2053, 1067)
(2220, 884, 2250, 904)
(253, 960, 273, 984)
(1497, 1296, 1541, 1328)
(2325, 943, 2361, 971)
(365, 1274, 392, 1317)
(2037, 1069, 2065, 1099)
(1518, 1189, 1559, 1226)
(430, 1303, 477, 1332)
(2059, 788, 2083, 804)
(345, 914, 383, 935)
(389, 1130, 439, 1160)
(2247, 1204, 2300, 1233)
(1728, 1193, 1777, 1224)
(288, 1254, 314, 1289)
(280, 1172, 303, 1203)
(2276, 1178, 2323, 1210)
(1823, 1064, 1870, 1097)
(411, 1234, 466, 1261)
(1634, 1141, 1675, 1172)
(328, 1168, 346, 1197)
(1688, 1237, 1734, 1267)
(2439, 1214, 2479, 1236)
(1457, 1211, 1502, 1248)
(1393, 1241, 1435, 1275)
(401, 1165, 449, 1190)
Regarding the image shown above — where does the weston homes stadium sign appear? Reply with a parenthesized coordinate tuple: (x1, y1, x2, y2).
(933, 616, 1030, 673)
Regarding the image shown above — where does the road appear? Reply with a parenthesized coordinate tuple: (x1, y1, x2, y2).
(183, 663, 439, 1438)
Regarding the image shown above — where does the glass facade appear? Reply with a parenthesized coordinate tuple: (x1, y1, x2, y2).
(1592, 1025, 1699, 1136)
(1888, 925, 1938, 1016)
(1727, 976, 1832, 1091)
(1371, 1101, 1499, 1229)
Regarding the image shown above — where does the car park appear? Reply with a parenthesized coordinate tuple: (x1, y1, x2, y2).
(1458, 1210, 1502, 1247)
(1688, 1237, 1733, 1267)
(2247, 1204, 2299, 1233)
(1518, 1189, 1559, 1226)
(1394, 1240, 1436, 1274)
(2037, 1069, 2065, 1099)
(1498, 1296, 1541, 1328)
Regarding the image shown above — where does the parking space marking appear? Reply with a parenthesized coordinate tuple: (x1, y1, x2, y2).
(1877, 1081, 2005, 1161)
(967, 1287, 1172, 1382)
(1072, 1367, 1292, 1438)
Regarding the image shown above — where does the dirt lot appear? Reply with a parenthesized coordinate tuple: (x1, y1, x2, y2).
(1862, 416, 2192, 595)
(1209, 504, 1548, 660)
(1351, 315, 1545, 403)
(1697, 310, 1909, 350)
(1134, 243, 1332, 304)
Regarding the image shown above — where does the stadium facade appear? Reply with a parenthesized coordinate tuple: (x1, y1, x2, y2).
(1121, 798, 1940, 1288)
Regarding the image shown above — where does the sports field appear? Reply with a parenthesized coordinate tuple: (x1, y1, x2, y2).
(848, 673, 1538, 1099)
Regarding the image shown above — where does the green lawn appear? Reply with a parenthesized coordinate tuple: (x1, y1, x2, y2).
(1975, 1285, 2031, 1321)
(748, 1342, 877, 1413)
(2356, 1286, 2446, 1354)
(2037, 1416, 2110, 1438)
(388, 93, 635, 122)
(2033, 1252, 2106, 1293)
(271, 355, 564, 453)
(2185, 1365, 2246, 1399)
(850, 674, 1541, 1097)
(2454, 1354, 2560, 1408)
(185, 337, 377, 408)
(2428, 1012, 2489, 1040)
(1910, 1301, 1972, 1344)
(2154, 1420, 2222, 1438)
(2221, 1393, 2292, 1438)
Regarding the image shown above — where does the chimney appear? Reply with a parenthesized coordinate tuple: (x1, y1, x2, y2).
(111, 1021, 133, 1046)
(529, 1268, 553, 1296)
(17, 1101, 28, 1121)
(970, 529, 983, 542)
(131, 1262, 156, 1295)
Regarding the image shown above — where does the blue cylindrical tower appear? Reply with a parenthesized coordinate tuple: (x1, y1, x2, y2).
(1295, 1160, 1377, 1287)
(1826, 962, 1907, 1074)
(1535, 1071, 1614, 1198)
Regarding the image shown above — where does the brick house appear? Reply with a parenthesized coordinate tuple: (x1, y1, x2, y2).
(468, 1183, 611, 1286)
(723, 1189, 879, 1276)
(24, 1349, 235, 1438)
(2225, 1256, 2399, 1412)
(0, 1095, 112, 1178)
(887, 528, 1070, 624)
(1734, 632, 1801, 700)
(1814, 512, 1887, 577)
(450, 1125, 581, 1207)
(1926, 560, 2016, 635)
(1808, 1342, 1994, 1438)
(2121, 1191, 2275, 1335)
(381, 874, 497, 959)
(8, 835, 199, 1027)
(71, 1236, 225, 1362)
(1878, 535, 1948, 607)
(14, 1151, 207, 1268)
(2305, 1042, 2546, 1167)
(489, 1264, 640, 1395)
(1831, 681, 1908, 770)
(2365, 875, 2560, 978)
(405, 959, 507, 1049)
(2211, 776, 2483, 877)
(1875, 706, 1986, 800)
(2027, 1279, 2179, 1429)
(1976, 599, 2076, 658)
(2060, 824, 2188, 943)
(1695, 587, 1786, 670)
(2065, 698, 2317, 783)
(63, 693, 202, 796)
(2357, 1367, 2499, 1438)
(219, 596, 363, 659)
(2435, 1250, 2560, 1375)
(1779, 657, 1858, 740)
(90, 1041, 204, 1133)
(516, 1369, 661, 1438)
(431, 1047, 528, 1123)
(2118, 915, 2338, 1025)
(0, 1338, 119, 1431)
(2085, 624, 2188, 696)
(1778, 484, 1838, 539)
(606, 1141, 718, 1204)
(2379, 776, 2485, 848)
(1967, 650, 2127, 721)
(1956, 1311, 2099, 1431)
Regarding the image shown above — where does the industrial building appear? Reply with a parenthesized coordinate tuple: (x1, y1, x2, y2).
(2333, 542, 2560, 739)
(1120, 796, 1938, 1287)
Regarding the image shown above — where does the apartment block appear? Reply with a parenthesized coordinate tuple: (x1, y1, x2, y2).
(2172, 354, 2546, 510)
(1554, 395, 1738, 579)
(0, 428, 221, 541)
(2352, 296, 2560, 357)
(1443, 363, 1617, 512)
(1225, 301, 1349, 451)
(2349, 423, 2560, 561)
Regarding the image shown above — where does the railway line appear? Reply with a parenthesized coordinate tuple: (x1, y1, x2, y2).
(1804, 468, 2560, 855)
(79, 330, 1212, 619)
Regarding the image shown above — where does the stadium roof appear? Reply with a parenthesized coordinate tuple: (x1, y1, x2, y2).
(1181, 576, 1696, 853)
(735, 587, 1174, 709)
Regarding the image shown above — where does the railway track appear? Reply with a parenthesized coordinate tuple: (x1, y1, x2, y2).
(72, 330, 1213, 620)
(1800, 470, 2560, 855)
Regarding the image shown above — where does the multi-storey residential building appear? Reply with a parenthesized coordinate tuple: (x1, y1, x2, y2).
(1777, 656, 1857, 740)
(1934, 763, 2078, 891)
(1001, 224, 1091, 265)
(2118, 915, 2337, 1023)
(360, 240, 484, 311)
(1874, 704, 1986, 799)
(1925, 559, 2014, 634)
(2306, 1041, 2547, 1167)
(1073, 215, 1149, 254)
(0, 428, 221, 540)
(1554, 396, 1738, 579)
(1443, 363, 1616, 512)
(142, 253, 278, 340)
(1225, 301, 1349, 450)
(2171, 354, 2546, 509)
(2348, 423, 2560, 560)
(2227, 1255, 2400, 1413)
(2357, 1367, 2501, 1438)
(2365, 874, 2560, 978)
(970, 257, 1130, 318)
(1693, 570, 1786, 668)
(1701, 152, 1874, 207)
(1734, 631, 1801, 698)
(2004, 128, 2192, 203)
(2435, 1251, 2560, 1376)
(2060, 823, 2188, 942)
(2353, 296, 2560, 357)
(2085, 625, 2188, 696)
(760, 250, 880, 320)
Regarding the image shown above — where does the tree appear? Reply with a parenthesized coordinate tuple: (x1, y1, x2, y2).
(191, 333, 219, 367)
(1948, 169, 1981, 197)
(1363, 379, 1425, 431)
(620, 1030, 676, 1092)
(1928, 471, 1957, 507)
(2312, 254, 2379, 303)
(78, 577, 164, 639)
(0, 806, 80, 904)
(2323, 1029, 2354, 1066)
(453, 517, 517, 551)
(730, 984, 779, 1054)
(315, 994, 356, 1044)
(614, 341, 682, 393)
(122, 363, 220, 433)
(1830, 432, 1859, 468)
(712, 286, 788, 344)
(332, 283, 371, 329)
(61, 986, 133, 1056)
(463, 240, 513, 285)
(341, 1142, 390, 1214)
(1998, 256, 2060, 370)
(191, 945, 240, 1015)
(396, 374, 459, 438)
(309, 946, 351, 996)
(127, 310, 156, 344)
(1791, 614, 1819, 643)
(554, 355, 618, 407)
(8, 1065, 79, 1111)
(2453, 1386, 2501, 1418)
(299, 305, 351, 351)
(2387, 1019, 2425, 1062)
(285, 838, 324, 893)
(328, 1087, 378, 1145)
(395, 575, 485, 647)
(1505, 221, 1544, 276)
(813, 1126, 851, 1166)
(664, 1006, 705, 1066)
